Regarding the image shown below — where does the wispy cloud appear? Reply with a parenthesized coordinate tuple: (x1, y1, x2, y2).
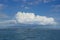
(0, 13, 8, 18)
(0, 13, 16, 27)
(43, 0, 55, 3)
(51, 5, 60, 12)
(0, 20, 17, 27)
(0, 4, 8, 10)
(16, 12, 57, 25)
(13, 0, 20, 2)
(0, 4, 4, 10)
(20, 5, 30, 9)
(13, 0, 56, 5)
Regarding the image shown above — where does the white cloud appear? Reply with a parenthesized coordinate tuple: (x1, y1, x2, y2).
(16, 12, 57, 25)
(0, 20, 17, 27)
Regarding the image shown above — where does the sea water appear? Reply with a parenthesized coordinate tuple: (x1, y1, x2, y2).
(0, 27, 60, 40)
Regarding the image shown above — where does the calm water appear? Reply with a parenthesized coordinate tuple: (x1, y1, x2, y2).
(0, 27, 60, 40)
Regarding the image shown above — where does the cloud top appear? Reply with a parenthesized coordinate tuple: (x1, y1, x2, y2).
(16, 12, 57, 25)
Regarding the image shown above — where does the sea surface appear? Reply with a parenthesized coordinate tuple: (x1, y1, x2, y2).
(0, 27, 60, 40)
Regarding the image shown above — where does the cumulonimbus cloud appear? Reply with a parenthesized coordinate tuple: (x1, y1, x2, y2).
(16, 12, 57, 25)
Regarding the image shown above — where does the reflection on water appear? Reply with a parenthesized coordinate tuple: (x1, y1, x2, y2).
(0, 27, 60, 40)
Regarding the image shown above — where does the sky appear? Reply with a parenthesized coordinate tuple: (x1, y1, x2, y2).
(0, 0, 60, 28)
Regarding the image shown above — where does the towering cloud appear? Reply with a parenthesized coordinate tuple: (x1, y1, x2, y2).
(16, 12, 57, 25)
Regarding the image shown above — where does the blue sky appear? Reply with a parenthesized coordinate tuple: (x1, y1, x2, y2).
(0, 0, 60, 27)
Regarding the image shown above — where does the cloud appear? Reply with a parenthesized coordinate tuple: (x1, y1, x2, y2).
(12, 0, 55, 6)
(16, 12, 57, 25)
(0, 4, 4, 10)
(0, 20, 17, 27)
(13, 0, 20, 2)
(0, 4, 8, 10)
(0, 13, 8, 18)
(51, 5, 60, 12)
(43, 0, 55, 3)
(0, 13, 16, 27)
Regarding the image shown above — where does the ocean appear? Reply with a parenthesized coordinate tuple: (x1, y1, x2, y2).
(0, 27, 60, 40)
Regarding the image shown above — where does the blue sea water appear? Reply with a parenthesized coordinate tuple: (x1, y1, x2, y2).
(0, 27, 60, 40)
